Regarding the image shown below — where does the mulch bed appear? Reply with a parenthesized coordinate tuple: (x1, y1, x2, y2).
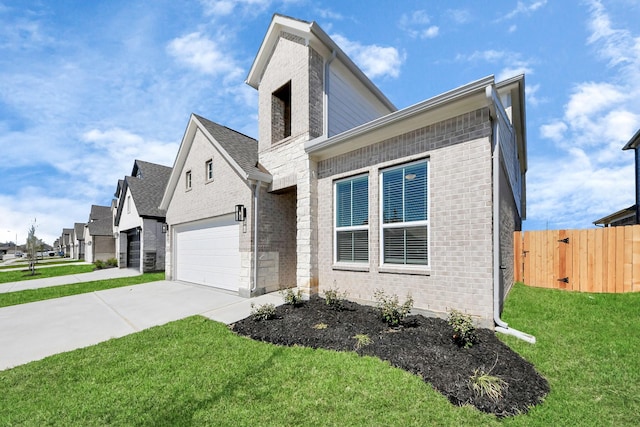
(231, 296, 549, 417)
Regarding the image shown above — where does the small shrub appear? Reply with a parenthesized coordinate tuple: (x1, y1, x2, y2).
(94, 260, 105, 269)
(469, 369, 507, 401)
(373, 290, 413, 326)
(323, 287, 348, 311)
(353, 334, 372, 350)
(250, 303, 276, 321)
(448, 309, 477, 348)
(281, 288, 304, 306)
(106, 258, 118, 267)
(313, 323, 328, 330)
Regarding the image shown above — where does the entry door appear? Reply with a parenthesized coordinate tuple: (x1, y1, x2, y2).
(127, 229, 140, 269)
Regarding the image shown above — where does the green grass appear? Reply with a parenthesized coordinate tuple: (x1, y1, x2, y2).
(0, 283, 638, 425)
(0, 272, 165, 308)
(499, 283, 640, 426)
(0, 264, 96, 283)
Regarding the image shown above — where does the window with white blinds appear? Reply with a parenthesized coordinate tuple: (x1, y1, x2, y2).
(381, 160, 428, 266)
(335, 175, 369, 263)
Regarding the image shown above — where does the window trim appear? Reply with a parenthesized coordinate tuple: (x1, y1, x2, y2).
(379, 159, 430, 269)
(205, 158, 214, 182)
(333, 173, 370, 266)
(185, 170, 192, 191)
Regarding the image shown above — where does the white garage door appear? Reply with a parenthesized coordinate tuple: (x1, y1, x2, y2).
(174, 215, 240, 291)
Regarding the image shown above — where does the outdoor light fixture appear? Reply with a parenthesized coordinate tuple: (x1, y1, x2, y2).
(235, 204, 246, 222)
(161, 223, 168, 233)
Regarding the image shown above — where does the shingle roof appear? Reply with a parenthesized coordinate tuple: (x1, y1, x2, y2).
(193, 114, 262, 176)
(126, 160, 172, 218)
(74, 223, 86, 240)
(87, 205, 113, 236)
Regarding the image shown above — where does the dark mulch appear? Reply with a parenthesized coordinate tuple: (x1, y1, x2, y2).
(231, 296, 549, 417)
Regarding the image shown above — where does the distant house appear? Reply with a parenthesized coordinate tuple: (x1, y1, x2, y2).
(113, 160, 171, 272)
(70, 222, 86, 260)
(159, 15, 527, 327)
(60, 228, 73, 257)
(84, 205, 116, 263)
(594, 128, 640, 227)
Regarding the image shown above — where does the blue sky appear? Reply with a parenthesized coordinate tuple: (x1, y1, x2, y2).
(1, 0, 639, 245)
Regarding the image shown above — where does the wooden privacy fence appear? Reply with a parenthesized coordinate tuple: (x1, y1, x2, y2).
(514, 225, 640, 293)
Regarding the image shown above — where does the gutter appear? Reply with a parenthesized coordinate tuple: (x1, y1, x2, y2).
(487, 85, 536, 344)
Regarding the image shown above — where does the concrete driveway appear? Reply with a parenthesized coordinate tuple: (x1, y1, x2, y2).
(0, 280, 282, 370)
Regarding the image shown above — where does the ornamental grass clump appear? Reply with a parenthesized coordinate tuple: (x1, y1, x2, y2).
(373, 290, 414, 327)
(469, 369, 507, 401)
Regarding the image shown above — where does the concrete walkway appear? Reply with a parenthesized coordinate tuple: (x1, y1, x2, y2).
(0, 267, 141, 293)
(0, 277, 283, 370)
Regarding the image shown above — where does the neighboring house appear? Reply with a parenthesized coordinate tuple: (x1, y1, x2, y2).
(60, 228, 73, 257)
(594, 128, 640, 227)
(84, 205, 116, 263)
(160, 15, 527, 326)
(71, 222, 86, 260)
(113, 160, 171, 272)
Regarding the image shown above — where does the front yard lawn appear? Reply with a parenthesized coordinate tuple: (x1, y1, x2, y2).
(0, 284, 638, 425)
(0, 272, 165, 308)
(0, 264, 96, 284)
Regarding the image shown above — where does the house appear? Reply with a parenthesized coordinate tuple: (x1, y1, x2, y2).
(594, 128, 640, 227)
(84, 205, 116, 263)
(60, 228, 73, 257)
(113, 160, 171, 272)
(70, 222, 86, 260)
(160, 15, 527, 327)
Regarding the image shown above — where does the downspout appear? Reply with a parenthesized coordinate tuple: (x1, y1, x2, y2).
(251, 180, 260, 293)
(487, 85, 536, 344)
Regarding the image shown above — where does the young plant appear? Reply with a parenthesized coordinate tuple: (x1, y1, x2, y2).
(373, 290, 413, 326)
(353, 334, 372, 350)
(323, 287, 348, 311)
(469, 369, 507, 401)
(312, 323, 328, 330)
(448, 309, 477, 348)
(250, 303, 276, 321)
(281, 288, 304, 306)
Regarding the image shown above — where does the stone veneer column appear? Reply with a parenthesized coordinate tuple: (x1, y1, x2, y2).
(296, 157, 319, 297)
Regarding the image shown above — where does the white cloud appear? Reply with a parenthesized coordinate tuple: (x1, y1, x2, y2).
(457, 49, 534, 82)
(315, 8, 344, 20)
(399, 10, 440, 39)
(331, 34, 405, 79)
(540, 121, 567, 142)
(501, 0, 548, 21)
(446, 9, 472, 25)
(167, 32, 242, 79)
(198, 0, 272, 17)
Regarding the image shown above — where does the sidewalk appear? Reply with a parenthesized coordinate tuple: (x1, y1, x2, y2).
(0, 281, 283, 370)
(0, 268, 142, 294)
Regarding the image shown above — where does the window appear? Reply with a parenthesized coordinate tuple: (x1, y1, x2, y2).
(185, 170, 192, 190)
(335, 175, 368, 263)
(206, 159, 213, 181)
(127, 195, 131, 214)
(272, 81, 291, 143)
(381, 160, 428, 266)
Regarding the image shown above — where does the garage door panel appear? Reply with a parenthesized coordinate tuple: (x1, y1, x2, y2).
(175, 216, 240, 291)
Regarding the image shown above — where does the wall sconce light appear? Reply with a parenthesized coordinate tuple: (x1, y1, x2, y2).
(162, 223, 168, 233)
(235, 204, 247, 222)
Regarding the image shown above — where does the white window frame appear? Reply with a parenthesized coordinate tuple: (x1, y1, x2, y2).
(379, 159, 430, 268)
(206, 159, 214, 182)
(185, 170, 192, 191)
(333, 174, 369, 265)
